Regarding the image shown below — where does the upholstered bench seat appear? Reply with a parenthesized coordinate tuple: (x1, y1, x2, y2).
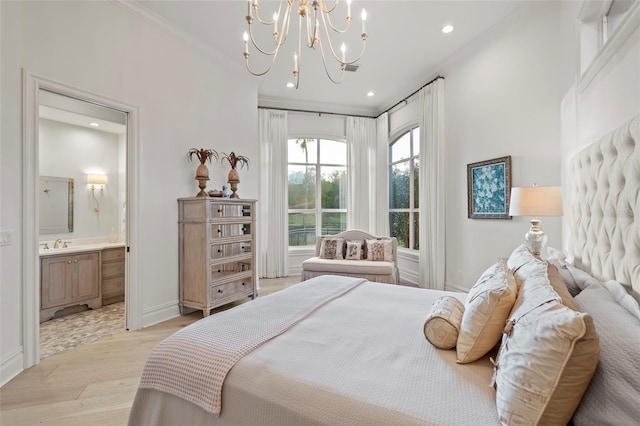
(302, 258, 396, 276)
(300, 230, 400, 284)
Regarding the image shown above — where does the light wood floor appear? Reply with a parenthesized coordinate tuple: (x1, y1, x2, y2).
(0, 276, 301, 426)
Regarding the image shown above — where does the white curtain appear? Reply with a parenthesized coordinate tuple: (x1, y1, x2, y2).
(258, 109, 288, 278)
(374, 113, 390, 236)
(346, 116, 376, 231)
(418, 79, 445, 290)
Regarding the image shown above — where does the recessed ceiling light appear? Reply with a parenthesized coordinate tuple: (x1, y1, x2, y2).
(442, 25, 454, 34)
(90, 122, 100, 127)
(286, 82, 294, 88)
(367, 91, 375, 97)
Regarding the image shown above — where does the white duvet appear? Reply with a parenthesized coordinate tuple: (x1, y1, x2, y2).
(129, 276, 500, 425)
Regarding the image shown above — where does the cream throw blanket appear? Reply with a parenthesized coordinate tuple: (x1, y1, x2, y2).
(138, 276, 366, 415)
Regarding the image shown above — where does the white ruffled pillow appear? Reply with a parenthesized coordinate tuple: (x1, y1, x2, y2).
(456, 260, 517, 363)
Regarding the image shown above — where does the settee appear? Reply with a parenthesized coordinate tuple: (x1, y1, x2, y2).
(300, 230, 400, 284)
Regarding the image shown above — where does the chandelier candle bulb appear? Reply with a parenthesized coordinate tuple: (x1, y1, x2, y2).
(341, 43, 346, 62)
(243, 32, 249, 55)
(361, 9, 367, 34)
(294, 52, 298, 72)
(273, 12, 278, 35)
(347, 0, 352, 18)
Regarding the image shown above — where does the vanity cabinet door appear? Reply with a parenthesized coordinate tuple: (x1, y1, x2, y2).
(41, 256, 74, 309)
(75, 252, 100, 301)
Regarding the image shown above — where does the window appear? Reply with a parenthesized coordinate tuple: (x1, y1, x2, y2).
(389, 127, 419, 250)
(288, 138, 347, 247)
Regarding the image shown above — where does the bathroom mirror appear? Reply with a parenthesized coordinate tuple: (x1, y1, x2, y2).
(40, 176, 74, 234)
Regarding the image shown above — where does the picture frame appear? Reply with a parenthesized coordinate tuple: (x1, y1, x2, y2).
(467, 155, 512, 219)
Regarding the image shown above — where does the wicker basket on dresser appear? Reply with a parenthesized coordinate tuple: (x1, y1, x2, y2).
(178, 197, 257, 317)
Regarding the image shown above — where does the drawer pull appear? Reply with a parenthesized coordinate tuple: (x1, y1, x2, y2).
(217, 269, 221, 273)
(74, 259, 78, 263)
(217, 249, 222, 253)
(218, 289, 223, 294)
(242, 282, 246, 286)
(67, 260, 72, 264)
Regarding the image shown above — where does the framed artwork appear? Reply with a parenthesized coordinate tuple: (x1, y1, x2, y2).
(467, 155, 512, 219)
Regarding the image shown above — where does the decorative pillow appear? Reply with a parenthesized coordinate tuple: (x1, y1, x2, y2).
(365, 239, 392, 262)
(547, 247, 581, 297)
(493, 261, 600, 425)
(344, 240, 364, 260)
(423, 296, 465, 350)
(456, 260, 517, 364)
(573, 284, 640, 425)
(494, 300, 599, 425)
(319, 238, 344, 260)
(506, 243, 539, 272)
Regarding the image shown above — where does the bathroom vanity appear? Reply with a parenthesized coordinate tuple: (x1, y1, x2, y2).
(39, 243, 125, 322)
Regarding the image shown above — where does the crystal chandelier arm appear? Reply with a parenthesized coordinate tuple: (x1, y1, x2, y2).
(319, 10, 366, 65)
(246, 2, 293, 56)
(250, 0, 284, 26)
(319, 0, 339, 14)
(316, 36, 347, 84)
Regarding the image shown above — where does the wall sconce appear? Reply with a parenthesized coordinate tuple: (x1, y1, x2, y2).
(87, 173, 108, 215)
(509, 185, 563, 255)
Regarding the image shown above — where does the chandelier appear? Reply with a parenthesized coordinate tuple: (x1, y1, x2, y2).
(243, 0, 368, 89)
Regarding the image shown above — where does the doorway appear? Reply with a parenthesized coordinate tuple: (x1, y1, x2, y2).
(38, 89, 127, 357)
(23, 72, 142, 368)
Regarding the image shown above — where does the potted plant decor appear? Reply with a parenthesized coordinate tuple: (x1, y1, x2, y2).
(187, 148, 219, 197)
(221, 152, 250, 198)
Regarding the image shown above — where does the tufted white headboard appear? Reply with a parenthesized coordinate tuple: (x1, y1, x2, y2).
(569, 115, 640, 296)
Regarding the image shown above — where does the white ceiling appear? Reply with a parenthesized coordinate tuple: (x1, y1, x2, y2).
(133, 0, 528, 116)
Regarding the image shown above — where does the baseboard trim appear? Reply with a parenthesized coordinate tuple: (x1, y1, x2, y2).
(142, 302, 180, 328)
(1, 347, 24, 387)
(445, 282, 469, 294)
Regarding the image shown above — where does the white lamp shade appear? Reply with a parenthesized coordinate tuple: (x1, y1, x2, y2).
(509, 186, 563, 217)
(87, 174, 108, 185)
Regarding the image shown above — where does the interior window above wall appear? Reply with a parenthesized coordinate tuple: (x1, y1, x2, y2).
(579, 0, 635, 75)
(288, 138, 347, 247)
(389, 127, 420, 250)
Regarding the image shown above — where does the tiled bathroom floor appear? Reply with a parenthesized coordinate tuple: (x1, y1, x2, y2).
(39, 302, 125, 358)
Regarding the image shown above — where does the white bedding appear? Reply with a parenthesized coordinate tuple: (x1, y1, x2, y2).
(129, 277, 500, 425)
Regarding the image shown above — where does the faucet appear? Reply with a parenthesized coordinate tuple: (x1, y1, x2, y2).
(54, 239, 62, 249)
(63, 241, 71, 248)
(39, 242, 50, 250)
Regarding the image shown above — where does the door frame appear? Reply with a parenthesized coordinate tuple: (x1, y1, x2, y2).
(22, 71, 142, 368)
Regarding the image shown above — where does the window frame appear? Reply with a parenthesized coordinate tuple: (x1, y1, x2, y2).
(287, 137, 347, 247)
(388, 125, 420, 251)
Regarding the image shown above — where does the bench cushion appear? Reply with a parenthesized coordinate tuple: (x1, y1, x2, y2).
(302, 257, 395, 276)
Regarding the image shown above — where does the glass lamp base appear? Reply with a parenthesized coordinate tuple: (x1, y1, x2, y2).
(524, 217, 547, 255)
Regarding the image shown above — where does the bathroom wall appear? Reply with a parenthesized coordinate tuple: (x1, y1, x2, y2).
(39, 118, 124, 241)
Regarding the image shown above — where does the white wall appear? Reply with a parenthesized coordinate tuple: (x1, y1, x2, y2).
(1, 0, 258, 384)
(440, 2, 565, 291)
(39, 119, 122, 240)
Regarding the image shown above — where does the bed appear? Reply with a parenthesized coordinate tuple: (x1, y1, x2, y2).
(129, 115, 639, 426)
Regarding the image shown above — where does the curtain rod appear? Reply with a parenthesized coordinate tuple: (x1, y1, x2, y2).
(257, 75, 445, 119)
(377, 75, 444, 118)
(256, 106, 374, 119)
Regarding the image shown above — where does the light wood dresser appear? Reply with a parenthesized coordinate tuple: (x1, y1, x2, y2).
(178, 197, 257, 317)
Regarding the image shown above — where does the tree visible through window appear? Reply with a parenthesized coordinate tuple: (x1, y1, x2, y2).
(288, 138, 347, 246)
(389, 127, 420, 250)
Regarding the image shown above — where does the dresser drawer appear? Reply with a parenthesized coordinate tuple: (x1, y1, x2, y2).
(102, 262, 125, 279)
(210, 258, 252, 279)
(209, 277, 253, 302)
(103, 247, 125, 262)
(211, 242, 252, 259)
(208, 203, 253, 219)
(209, 223, 252, 240)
